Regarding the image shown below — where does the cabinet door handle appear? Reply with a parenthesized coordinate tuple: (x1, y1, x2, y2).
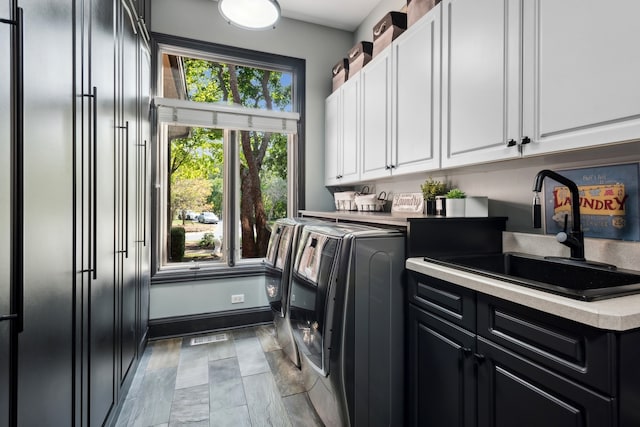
(461, 347, 473, 357)
(81, 88, 98, 279)
(12, 7, 25, 332)
(91, 87, 98, 278)
(521, 136, 531, 145)
(506, 139, 517, 147)
(473, 353, 486, 363)
(124, 121, 129, 258)
(142, 139, 147, 246)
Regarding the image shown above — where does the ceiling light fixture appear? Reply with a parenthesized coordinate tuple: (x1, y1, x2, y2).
(218, 0, 281, 30)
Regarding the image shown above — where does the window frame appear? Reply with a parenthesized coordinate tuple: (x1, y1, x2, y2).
(149, 33, 306, 282)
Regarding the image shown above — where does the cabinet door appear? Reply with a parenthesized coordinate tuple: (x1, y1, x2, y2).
(340, 76, 360, 183)
(408, 304, 476, 427)
(361, 51, 392, 181)
(119, 1, 140, 385)
(477, 337, 613, 427)
(324, 90, 340, 186)
(522, 0, 640, 155)
(84, 0, 117, 424)
(392, 6, 441, 175)
(441, 0, 522, 168)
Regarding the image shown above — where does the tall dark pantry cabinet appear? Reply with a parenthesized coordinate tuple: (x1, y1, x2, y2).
(0, 0, 151, 425)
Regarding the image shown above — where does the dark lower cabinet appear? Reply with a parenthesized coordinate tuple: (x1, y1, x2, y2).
(407, 271, 629, 427)
(408, 305, 476, 427)
(476, 337, 613, 427)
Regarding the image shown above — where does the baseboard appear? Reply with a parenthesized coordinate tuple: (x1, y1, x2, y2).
(148, 307, 273, 339)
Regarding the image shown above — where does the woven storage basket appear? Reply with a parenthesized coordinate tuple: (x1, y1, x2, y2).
(334, 191, 358, 211)
(355, 192, 387, 212)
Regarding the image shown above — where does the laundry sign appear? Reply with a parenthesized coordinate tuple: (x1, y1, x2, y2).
(544, 163, 639, 241)
(391, 192, 424, 213)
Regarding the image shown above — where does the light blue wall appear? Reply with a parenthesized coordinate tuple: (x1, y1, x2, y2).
(150, 276, 268, 319)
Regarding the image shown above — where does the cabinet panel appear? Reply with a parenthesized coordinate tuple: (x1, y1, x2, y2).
(84, 0, 118, 424)
(341, 77, 360, 183)
(408, 271, 476, 331)
(324, 91, 340, 186)
(393, 7, 441, 175)
(523, 0, 640, 155)
(477, 294, 615, 394)
(408, 304, 476, 427)
(477, 337, 613, 427)
(325, 79, 360, 186)
(441, 0, 521, 168)
(361, 51, 391, 180)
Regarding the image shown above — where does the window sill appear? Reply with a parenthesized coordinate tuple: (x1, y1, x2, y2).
(151, 262, 267, 285)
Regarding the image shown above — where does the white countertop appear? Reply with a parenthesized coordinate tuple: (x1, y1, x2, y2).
(406, 257, 640, 331)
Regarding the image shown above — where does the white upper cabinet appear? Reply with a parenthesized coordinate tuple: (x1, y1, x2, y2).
(441, 0, 522, 168)
(325, 76, 361, 186)
(361, 7, 442, 181)
(361, 49, 393, 180)
(393, 7, 442, 175)
(521, 0, 640, 155)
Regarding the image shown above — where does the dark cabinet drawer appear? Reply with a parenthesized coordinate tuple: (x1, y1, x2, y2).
(477, 337, 614, 427)
(408, 271, 475, 331)
(477, 294, 616, 394)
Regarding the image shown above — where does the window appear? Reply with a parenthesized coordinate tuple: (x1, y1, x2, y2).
(151, 34, 305, 277)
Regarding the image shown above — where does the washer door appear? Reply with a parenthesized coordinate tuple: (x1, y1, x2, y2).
(289, 231, 338, 374)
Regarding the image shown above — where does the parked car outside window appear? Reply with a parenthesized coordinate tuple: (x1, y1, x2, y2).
(179, 210, 198, 220)
(198, 212, 219, 224)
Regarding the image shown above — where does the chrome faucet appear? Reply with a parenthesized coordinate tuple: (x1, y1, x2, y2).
(532, 169, 585, 260)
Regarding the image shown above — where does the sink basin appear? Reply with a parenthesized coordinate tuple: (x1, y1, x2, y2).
(424, 252, 640, 301)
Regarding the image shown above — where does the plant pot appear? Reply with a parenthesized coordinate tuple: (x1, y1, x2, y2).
(445, 198, 466, 217)
(424, 199, 437, 215)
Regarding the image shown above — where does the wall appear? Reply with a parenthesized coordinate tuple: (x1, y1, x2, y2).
(150, 276, 268, 319)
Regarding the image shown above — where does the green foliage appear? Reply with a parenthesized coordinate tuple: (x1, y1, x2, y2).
(421, 177, 447, 201)
(445, 188, 466, 199)
(170, 178, 213, 223)
(199, 232, 218, 248)
(170, 227, 186, 262)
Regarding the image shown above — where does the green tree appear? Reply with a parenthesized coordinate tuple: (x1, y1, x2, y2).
(170, 178, 213, 224)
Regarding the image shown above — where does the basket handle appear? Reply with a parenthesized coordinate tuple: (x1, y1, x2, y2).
(373, 22, 387, 37)
(377, 191, 387, 200)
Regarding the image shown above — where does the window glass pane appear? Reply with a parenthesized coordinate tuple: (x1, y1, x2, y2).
(167, 125, 225, 265)
(157, 45, 297, 271)
(161, 53, 293, 113)
(238, 130, 288, 260)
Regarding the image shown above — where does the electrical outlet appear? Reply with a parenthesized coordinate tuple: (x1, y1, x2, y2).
(231, 294, 245, 304)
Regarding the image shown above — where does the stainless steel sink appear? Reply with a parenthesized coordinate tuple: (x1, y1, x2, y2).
(425, 252, 640, 301)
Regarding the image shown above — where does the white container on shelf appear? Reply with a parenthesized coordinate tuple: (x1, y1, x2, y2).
(465, 196, 488, 217)
(445, 198, 465, 217)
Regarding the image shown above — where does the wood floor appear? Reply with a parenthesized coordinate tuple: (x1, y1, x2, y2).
(114, 324, 324, 426)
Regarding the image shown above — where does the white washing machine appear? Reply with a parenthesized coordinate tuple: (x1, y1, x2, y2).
(288, 223, 405, 426)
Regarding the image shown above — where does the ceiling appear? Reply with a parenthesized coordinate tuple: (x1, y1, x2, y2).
(213, 0, 385, 32)
(278, 0, 382, 31)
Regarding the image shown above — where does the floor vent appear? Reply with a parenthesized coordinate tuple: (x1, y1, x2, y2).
(190, 333, 228, 346)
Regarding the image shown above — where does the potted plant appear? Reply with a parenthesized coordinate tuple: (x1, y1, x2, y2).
(445, 188, 466, 217)
(421, 177, 447, 215)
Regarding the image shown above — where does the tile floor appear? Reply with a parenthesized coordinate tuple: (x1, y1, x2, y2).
(114, 324, 324, 427)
